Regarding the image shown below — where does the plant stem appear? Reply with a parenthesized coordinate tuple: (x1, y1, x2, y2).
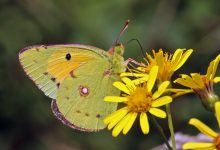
(150, 115, 172, 150)
(166, 104, 176, 150)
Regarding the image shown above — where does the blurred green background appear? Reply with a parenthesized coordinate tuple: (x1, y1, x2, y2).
(1, 0, 220, 150)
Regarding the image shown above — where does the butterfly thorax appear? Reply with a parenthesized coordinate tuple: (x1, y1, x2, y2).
(108, 43, 126, 74)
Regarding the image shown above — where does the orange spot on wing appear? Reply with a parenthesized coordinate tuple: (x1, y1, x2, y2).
(47, 50, 93, 82)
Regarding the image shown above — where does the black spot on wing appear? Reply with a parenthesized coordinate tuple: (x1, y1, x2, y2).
(51, 77, 56, 82)
(103, 69, 112, 77)
(96, 114, 101, 118)
(56, 83, 60, 88)
(65, 53, 71, 61)
(76, 110, 81, 113)
(43, 72, 48, 75)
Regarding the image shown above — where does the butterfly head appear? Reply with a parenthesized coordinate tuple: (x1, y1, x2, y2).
(108, 20, 129, 56)
(113, 43, 124, 56)
(108, 42, 124, 56)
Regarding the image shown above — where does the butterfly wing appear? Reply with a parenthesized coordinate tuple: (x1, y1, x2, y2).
(19, 44, 121, 131)
(19, 44, 107, 99)
(51, 51, 120, 131)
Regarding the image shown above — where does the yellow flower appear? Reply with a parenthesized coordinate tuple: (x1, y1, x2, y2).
(122, 49, 193, 83)
(174, 54, 220, 91)
(183, 102, 220, 150)
(173, 54, 220, 111)
(104, 66, 172, 137)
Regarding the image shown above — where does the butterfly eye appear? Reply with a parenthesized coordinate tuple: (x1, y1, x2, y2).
(65, 53, 71, 60)
(79, 85, 89, 96)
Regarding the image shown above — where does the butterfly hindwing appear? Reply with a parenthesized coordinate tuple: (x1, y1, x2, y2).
(52, 57, 120, 131)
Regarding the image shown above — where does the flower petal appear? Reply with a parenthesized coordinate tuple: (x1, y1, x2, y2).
(171, 49, 184, 70)
(113, 81, 130, 94)
(183, 142, 215, 150)
(152, 81, 170, 99)
(147, 66, 158, 92)
(121, 77, 136, 91)
(214, 77, 220, 83)
(104, 96, 128, 102)
(215, 102, 220, 127)
(171, 49, 184, 63)
(211, 55, 220, 79)
(107, 111, 128, 130)
(104, 107, 128, 124)
(132, 75, 149, 85)
(165, 88, 191, 93)
(152, 96, 172, 107)
(149, 108, 166, 118)
(180, 74, 190, 78)
(191, 73, 204, 87)
(122, 112, 137, 135)
(120, 72, 146, 77)
(189, 118, 218, 138)
(156, 50, 164, 69)
(136, 67, 146, 72)
(207, 60, 214, 80)
(165, 88, 193, 98)
(206, 55, 220, 80)
(174, 78, 198, 89)
(165, 88, 193, 94)
(140, 112, 149, 134)
(111, 113, 131, 137)
(174, 49, 193, 71)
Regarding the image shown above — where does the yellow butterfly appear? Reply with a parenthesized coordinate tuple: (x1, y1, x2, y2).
(19, 21, 130, 132)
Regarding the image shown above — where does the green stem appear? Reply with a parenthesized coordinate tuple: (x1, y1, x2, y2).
(150, 115, 172, 150)
(166, 104, 176, 150)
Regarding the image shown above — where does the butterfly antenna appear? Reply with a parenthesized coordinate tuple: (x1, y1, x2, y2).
(126, 38, 145, 57)
(115, 20, 130, 44)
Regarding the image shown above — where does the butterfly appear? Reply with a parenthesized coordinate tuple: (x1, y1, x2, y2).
(19, 21, 130, 132)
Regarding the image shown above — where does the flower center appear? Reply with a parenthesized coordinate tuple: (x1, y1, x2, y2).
(126, 86, 153, 113)
(214, 134, 220, 150)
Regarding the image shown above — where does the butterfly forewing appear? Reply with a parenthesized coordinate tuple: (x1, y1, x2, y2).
(19, 46, 58, 98)
(19, 45, 107, 99)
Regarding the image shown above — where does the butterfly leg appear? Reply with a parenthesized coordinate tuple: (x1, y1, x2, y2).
(124, 58, 141, 67)
(123, 58, 143, 72)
